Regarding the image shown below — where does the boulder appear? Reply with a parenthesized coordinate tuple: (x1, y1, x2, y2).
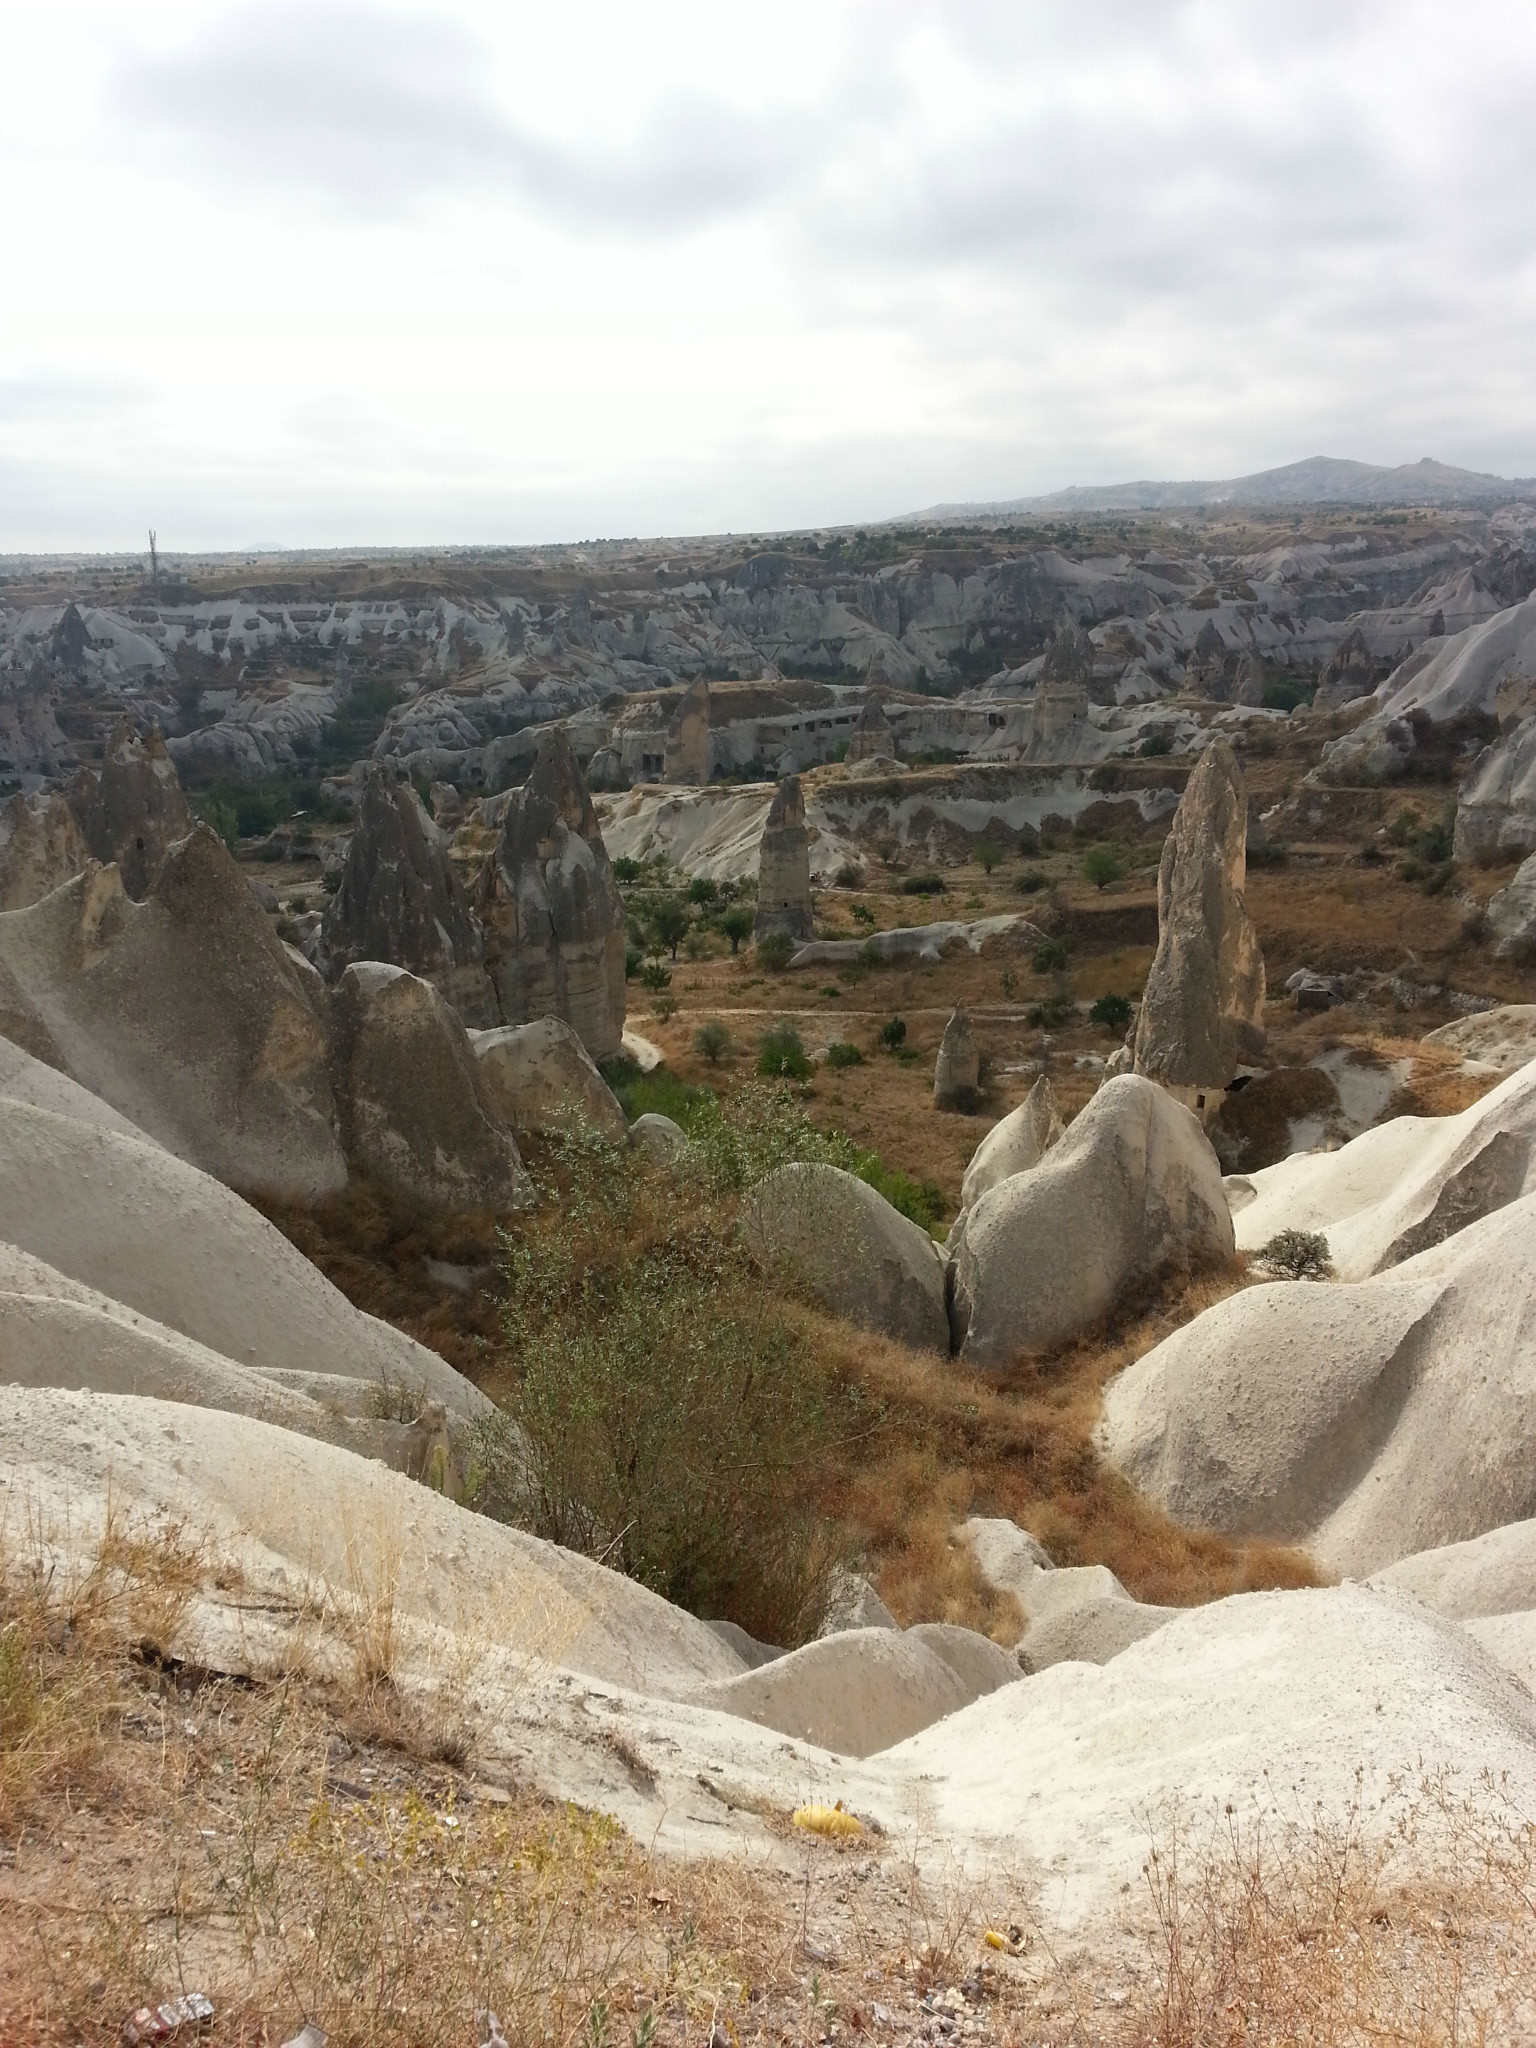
(662, 676, 710, 784)
(1099, 1187, 1536, 1577)
(430, 781, 465, 829)
(962, 1516, 1174, 1669)
(0, 826, 346, 1199)
(331, 962, 533, 1213)
(743, 1161, 949, 1352)
(753, 773, 814, 942)
(81, 720, 193, 899)
(1133, 736, 1265, 1095)
(0, 790, 88, 910)
(627, 1110, 691, 1163)
(319, 765, 495, 1024)
(1454, 716, 1536, 864)
(960, 1075, 1064, 1210)
(949, 1075, 1234, 1367)
(933, 1003, 980, 1110)
(1313, 626, 1376, 712)
(1486, 852, 1536, 960)
(476, 729, 627, 1060)
(470, 1015, 626, 1142)
(1422, 1005, 1536, 1074)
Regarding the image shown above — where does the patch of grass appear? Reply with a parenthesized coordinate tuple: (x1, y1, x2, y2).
(605, 1064, 710, 1128)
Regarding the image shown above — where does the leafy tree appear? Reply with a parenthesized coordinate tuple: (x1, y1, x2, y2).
(1082, 845, 1124, 890)
(722, 905, 754, 953)
(1090, 992, 1132, 1031)
(693, 1019, 731, 1064)
(651, 897, 689, 960)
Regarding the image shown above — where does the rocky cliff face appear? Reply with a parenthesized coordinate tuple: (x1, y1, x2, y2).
(476, 730, 627, 1060)
(753, 775, 814, 942)
(1134, 737, 1266, 1093)
(81, 721, 193, 900)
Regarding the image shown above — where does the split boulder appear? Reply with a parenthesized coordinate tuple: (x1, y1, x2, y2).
(960, 1074, 1064, 1211)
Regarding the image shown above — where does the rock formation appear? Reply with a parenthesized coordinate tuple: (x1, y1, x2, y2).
(470, 1015, 627, 1142)
(960, 1074, 1064, 1211)
(753, 773, 814, 942)
(1455, 716, 1536, 864)
(81, 720, 194, 899)
(476, 729, 627, 1060)
(1133, 735, 1265, 1103)
(1028, 629, 1093, 759)
(1313, 627, 1376, 712)
(0, 790, 87, 909)
(933, 1003, 980, 1110)
(319, 765, 495, 1025)
(1487, 855, 1536, 961)
(845, 692, 897, 766)
(948, 1074, 1234, 1367)
(662, 676, 710, 784)
(743, 1161, 949, 1352)
(1184, 619, 1229, 697)
(331, 963, 533, 1213)
(0, 824, 346, 1198)
(1233, 650, 1268, 708)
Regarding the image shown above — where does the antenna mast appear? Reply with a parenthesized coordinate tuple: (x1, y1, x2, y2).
(148, 528, 159, 599)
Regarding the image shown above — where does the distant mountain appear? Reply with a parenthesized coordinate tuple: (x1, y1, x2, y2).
(917, 456, 1536, 518)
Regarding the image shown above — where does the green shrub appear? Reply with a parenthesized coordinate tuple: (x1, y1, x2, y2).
(599, 1061, 709, 1127)
(758, 1023, 812, 1080)
(1032, 936, 1071, 973)
(834, 863, 863, 888)
(826, 1040, 864, 1069)
(196, 796, 240, 852)
(756, 930, 795, 972)
(624, 944, 642, 980)
(975, 841, 1002, 875)
(639, 959, 672, 991)
(899, 872, 946, 896)
(1140, 726, 1175, 757)
(1016, 870, 1047, 895)
(611, 855, 642, 883)
(693, 1020, 731, 1064)
(850, 902, 876, 926)
(722, 905, 755, 953)
(1027, 994, 1075, 1028)
(1082, 845, 1124, 890)
(687, 876, 719, 908)
(1255, 1229, 1334, 1281)
(851, 1156, 944, 1233)
(1090, 992, 1132, 1031)
(879, 1015, 907, 1052)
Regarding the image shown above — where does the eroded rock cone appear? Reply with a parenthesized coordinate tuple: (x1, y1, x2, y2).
(1184, 619, 1229, 698)
(83, 720, 193, 900)
(0, 790, 87, 910)
(1133, 736, 1265, 1098)
(663, 676, 710, 784)
(1314, 627, 1376, 712)
(476, 729, 627, 1060)
(319, 766, 495, 1026)
(754, 774, 814, 942)
(846, 691, 896, 765)
(934, 1003, 980, 1110)
(960, 1073, 1064, 1210)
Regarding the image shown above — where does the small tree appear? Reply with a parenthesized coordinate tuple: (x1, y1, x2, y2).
(651, 898, 689, 960)
(722, 905, 754, 954)
(1256, 1229, 1334, 1281)
(1090, 991, 1132, 1031)
(687, 875, 719, 908)
(758, 1023, 811, 1080)
(879, 1015, 907, 1052)
(975, 841, 1002, 875)
(1083, 844, 1124, 890)
(640, 959, 671, 991)
(756, 930, 794, 972)
(693, 1019, 731, 1064)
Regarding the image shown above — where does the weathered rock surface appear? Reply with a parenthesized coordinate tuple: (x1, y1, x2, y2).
(80, 720, 194, 899)
(1100, 1188, 1536, 1576)
(0, 826, 346, 1198)
(950, 1075, 1234, 1367)
(1313, 626, 1376, 712)
(662, 676, 710, 784)
(477, 730, 627, 1059)
(743, 1161, 949, 1352)
(1454, 716, 1536, 863)
(1486, 853, 1536, 960)
(791, 912, 1038, 969)
(933, 1003, 980, 1109)
(753, 773, 814, 942)
(960, 1074, 1064, 1211)
(1133, 736, 1265, 1092)
(1423, 1005, 1536, 1074)
(470, 1015, 626, 1142)
(962, 1516, 1175, 1668)
(845, 691, 896, 765)
(0, 790, 87, 909)
(331, 963, 533, 1212)
(319, 766, 495, 1024)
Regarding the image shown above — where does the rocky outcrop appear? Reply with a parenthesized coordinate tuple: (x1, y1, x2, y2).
(331, 963, 533, 1213)
(662, 677, 710, 784)
(744, 1161, 949, 1352)
(318, 766, 495, 1024)
(1487, 855, 1536, 961)
(81, 720, 193, 899)
(845, 692, 897, 766)
(960, 1075, 1064, 1211)
(753, 774, 814, 942)
(1028, 629, 1093, 760)
(1133, 736, 1265, 1096)
(949, 1075, 1234, 1367)
(0, 791, 87, 910)
(1455, 717, 1536, 864)
(476, 730, 627, 1060)
(1313, 627, 1376, 712)
(933, 1003, 980, 1110)
(1184, 619, 1229, 697)
(470, 1015, 626, 1142)
(0, 826, 346, 1199)
(1233, 651, 1268, 708)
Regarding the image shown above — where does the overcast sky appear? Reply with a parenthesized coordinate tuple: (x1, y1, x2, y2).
(3, 0, 1535, 549)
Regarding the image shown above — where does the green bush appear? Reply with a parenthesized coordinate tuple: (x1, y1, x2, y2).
(756, 930, 795, 972)
(196, 796, 240, 852)
(650, 898, 689, 959)
(975, 841, 1002, 875)
(722, 905, 755, 953)
(879, 1015, 907, 1052)
(826, 1040, 864, 1069)
(600, 1062, 710, 1127)
(1032, 936, 1071, 973)
(1027, 994, 1075, 1028)
(899, 872, 946, 896)
(1016, 870, 1047, 895)
(639, 959, 671, 991)
(1255, 1229, 1334, 1282)
(851, 1155, 944, 1233)
(1090, 992, 1132, 1031)
(1082, 845, 1124, 890)
(687, 876, 719, 908)
(624, 944, 642, 980)
(1140, 726, 1175, 757)
(693, 1019, 731, 1064)
(758, 1023, 812, 1080)
(611, 856, 642, 883)
(850, 902, 876, 927)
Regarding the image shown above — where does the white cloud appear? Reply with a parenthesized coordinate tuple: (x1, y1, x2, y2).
(1, 0, 1534, 547)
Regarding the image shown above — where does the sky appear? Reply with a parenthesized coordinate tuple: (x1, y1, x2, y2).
(2, 0, 1535, 549)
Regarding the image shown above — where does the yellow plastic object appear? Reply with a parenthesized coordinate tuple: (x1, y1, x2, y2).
(984, 1929, 1008, 1951)
(792, 1800, 863, 1838)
